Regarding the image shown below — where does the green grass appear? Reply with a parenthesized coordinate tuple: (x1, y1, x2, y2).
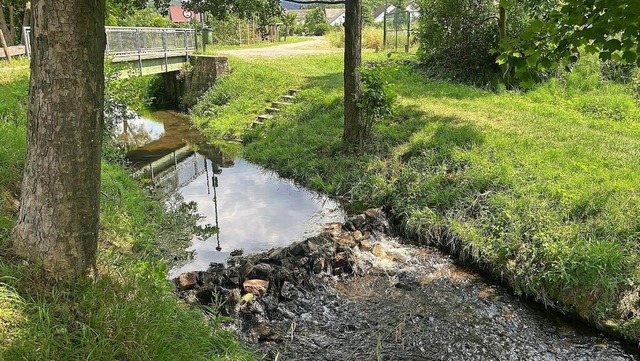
(191, 52, 640, 340)
(0, 67, 254, 360)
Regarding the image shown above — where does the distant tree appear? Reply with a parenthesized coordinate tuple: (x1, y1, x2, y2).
(283, 12, 297, 38)
(304, 6, 327, 34)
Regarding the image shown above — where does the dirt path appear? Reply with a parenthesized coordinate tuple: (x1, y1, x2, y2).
(213, 37, 342, 58)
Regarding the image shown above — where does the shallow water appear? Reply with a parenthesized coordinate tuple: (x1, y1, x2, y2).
(114, 114, 165, 147)
(122, 111, 345, 278)
(167, 153, 345, 277)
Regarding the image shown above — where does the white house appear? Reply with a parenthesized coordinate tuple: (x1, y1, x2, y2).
(326, 8, 346, 26)
(373, 4, 396, 23)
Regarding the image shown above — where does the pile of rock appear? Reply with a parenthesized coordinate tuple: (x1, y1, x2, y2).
(173, 208, 390, 342)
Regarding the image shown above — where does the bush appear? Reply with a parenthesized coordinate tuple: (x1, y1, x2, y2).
(327, 27, 384, 50)
(415, 0, 530, 85)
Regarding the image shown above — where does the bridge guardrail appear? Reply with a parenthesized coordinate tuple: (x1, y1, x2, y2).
(22, 26, 197, 60)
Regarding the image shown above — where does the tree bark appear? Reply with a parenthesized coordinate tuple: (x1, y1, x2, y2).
(13, 0, 106, 279)
(0, 2, 14, 46)
(342, 0, 364, 147)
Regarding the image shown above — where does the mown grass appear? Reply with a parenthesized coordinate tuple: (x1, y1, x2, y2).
(192, 51, 640, 340)
(0, 67, 254, 360)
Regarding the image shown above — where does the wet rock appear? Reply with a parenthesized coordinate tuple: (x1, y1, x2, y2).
(350, 214, 367, 229)
(248, 263, 273, 280)
(175, 272, 198, 290)
(343, 220, 356, 232)
(280, 281, 301, 301)
(353, 230, 364, 241)
(244, 279, 269, 296)
(359, 239, 374, 251)
(289, 241, 310, 257)
(250, 324, 284, 343)
(372, 243, 387, 258)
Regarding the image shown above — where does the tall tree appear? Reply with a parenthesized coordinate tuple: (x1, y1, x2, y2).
(188, 0, 367, 146)
(12, 0, 106, 279)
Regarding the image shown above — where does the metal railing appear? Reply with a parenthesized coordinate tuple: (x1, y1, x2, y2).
(22, 26, 197, 59)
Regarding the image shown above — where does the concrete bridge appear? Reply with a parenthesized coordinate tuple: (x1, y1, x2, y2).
(21, 26, 197, 76)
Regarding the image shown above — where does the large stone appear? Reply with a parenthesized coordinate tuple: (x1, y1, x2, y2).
(244, 279, 269, 296)
(248, 263, 273, 280)
(175, 272, 198, 290)
(359, 239, 374, 252)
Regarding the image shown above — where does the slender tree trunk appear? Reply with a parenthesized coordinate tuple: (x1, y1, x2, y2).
(0, 28, 10, 64)
(13, 0, 106, 279)
(8, 4, 13, 43)
(21, 2, 30, 43)
(342, 0, 364, 146)
(498, 5, 509, 80)
(0, 2, 14, 46)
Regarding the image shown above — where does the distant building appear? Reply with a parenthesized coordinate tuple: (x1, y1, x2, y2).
(169, 6, 201, 23)
(325, 8, 346, 26)
(286, 9, 310, 23)
(286, 8, 346, 26)
(373, 4, 396, 22)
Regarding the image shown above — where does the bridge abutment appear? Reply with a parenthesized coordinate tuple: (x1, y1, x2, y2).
(162, 55, 229, 108)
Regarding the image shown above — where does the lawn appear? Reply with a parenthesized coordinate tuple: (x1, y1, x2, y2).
(192, 51, 640, 340)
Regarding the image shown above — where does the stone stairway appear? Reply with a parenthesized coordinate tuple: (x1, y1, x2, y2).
(251, 89, 300, 129)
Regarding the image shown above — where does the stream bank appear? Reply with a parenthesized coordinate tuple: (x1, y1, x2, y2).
(174, 209, 639, 360)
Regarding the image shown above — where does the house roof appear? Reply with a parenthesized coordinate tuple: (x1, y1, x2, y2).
(325, 8, 345, 24)
(169, 6, 201, 23)
(286, 9, 309, 22)
(373, 4, 395, 19)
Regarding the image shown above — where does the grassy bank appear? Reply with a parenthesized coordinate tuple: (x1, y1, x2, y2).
(0, 65, 253, 360)
(192, 53, 640, 340)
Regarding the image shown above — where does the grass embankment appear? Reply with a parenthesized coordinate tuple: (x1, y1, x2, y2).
(0, 61, 253, 360)
(192, 52, 640, 340)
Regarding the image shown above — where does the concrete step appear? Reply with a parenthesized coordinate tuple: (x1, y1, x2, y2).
(282, 95, 296, 102)
(272, 101, 293, 108)
(288, 89, 301, 96)
(265, 107, 280, 114)
(251, 120, 264, 128)
(257, 114, 274, 121)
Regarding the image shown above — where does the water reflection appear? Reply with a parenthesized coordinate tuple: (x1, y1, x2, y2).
(167, 154, 345, 277)
(123, 111, 346, 278)
(115, 115, 165, 146)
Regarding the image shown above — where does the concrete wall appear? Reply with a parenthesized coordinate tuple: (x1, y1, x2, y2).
(162, 55, 229, 108)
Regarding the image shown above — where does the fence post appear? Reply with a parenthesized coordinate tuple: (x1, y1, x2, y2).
(136, 28, 143, 76)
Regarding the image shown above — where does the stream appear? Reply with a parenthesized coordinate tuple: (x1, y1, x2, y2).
(120, 111, 639, 360)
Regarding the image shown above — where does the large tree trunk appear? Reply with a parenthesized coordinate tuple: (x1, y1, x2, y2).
(342, 0, 364, 146)
(13, 0, 106, 279)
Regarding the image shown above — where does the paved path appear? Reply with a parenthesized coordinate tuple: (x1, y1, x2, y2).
(213, 37, 342, 58)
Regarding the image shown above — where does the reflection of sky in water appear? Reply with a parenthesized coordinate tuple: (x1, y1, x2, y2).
(169, 157, 345, 277)
(115, 115, 165, 146)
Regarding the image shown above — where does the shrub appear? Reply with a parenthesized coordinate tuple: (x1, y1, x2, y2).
(415, 0, 530, 85)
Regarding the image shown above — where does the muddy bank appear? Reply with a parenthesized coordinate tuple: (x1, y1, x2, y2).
(174, 209, 638, 360)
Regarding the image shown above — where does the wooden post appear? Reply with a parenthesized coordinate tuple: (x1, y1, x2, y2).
(0, 28, 12, 65)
